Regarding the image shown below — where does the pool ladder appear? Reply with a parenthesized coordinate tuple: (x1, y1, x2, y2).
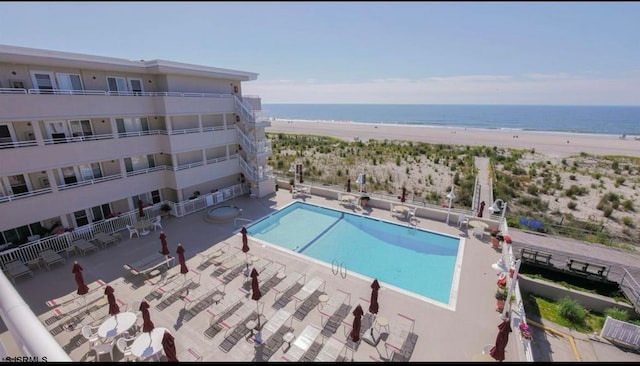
(331, 259, 347, 279)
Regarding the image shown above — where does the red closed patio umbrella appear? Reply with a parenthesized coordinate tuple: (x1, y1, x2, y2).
(241, 226, 249, 255)
(489, 317, 512, 361)
(72, 262, 89, 295)
(346, 178, 351, 193)
(478, 201, 485, 218)
(159, 231, 169, 255)
(162, 330, 178, 362)
(137, 199, 144, 218)
(139, 301, 155, 332)
(250, 267, 262, 325)
(369, 279, 380, 315)
(104, 285, 120, 316)
(350, 304, 364, 343)
(400, 187, 407, 203)
(176, 243, 188, 275)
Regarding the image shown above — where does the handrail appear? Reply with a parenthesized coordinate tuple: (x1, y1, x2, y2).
(0, 271, 71, 361)
(340, 262, 347, 279)
(234, 218, 253, 227)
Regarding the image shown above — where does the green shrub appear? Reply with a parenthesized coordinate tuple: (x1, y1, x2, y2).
(558, 296, 586, 324)
(604, 307, 630, 322)
(603, 207, 613, 218)
(567, 201, 577, 210)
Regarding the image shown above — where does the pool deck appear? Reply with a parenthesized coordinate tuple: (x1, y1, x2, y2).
(0, 191, 564, 361)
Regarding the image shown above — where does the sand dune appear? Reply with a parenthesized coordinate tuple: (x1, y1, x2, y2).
(268, 119, 640, 158)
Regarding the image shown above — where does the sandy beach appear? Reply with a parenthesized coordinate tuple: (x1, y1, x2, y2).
(267, 119, 640, 158)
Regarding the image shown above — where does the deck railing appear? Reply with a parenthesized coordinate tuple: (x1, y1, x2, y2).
(0, 183, 247, 266)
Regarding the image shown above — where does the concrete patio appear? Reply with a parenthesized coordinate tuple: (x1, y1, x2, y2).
(1, 190, 530, 362)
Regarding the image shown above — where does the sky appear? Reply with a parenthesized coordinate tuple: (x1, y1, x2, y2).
(1, 1, 639, 106)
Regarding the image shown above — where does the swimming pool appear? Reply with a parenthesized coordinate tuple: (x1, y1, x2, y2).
(246, 201, 463, 308)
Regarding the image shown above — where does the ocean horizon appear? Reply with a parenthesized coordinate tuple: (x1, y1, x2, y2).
(262, 104, 640, 136)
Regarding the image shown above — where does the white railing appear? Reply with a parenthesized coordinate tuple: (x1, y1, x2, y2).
(0, 140, 38, 149)
(42, 132, 116, 145)
(173, 161, 204, 171)
(0, 188, 52, 203)
(125, 165, 171, 177)
(6, 88, 234, 99)
(57, 174, 123, 191)
(0, 271, 71, 361)
(236, 127, 272, 155)
(168, 128, 201, 135)
(238, 156, 273, 183)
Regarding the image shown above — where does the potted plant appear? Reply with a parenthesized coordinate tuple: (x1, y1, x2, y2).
(160, 204, 172, 217)
(495, 287, 508, 312)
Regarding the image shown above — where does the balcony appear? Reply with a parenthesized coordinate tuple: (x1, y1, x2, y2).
(0, 89, 236, 120)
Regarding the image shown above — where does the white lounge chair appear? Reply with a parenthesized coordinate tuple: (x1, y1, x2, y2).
(318, 289, 351, 328)
(384, 313, 417, 361)
(272, 271, 306, 303)
(315, 335, 347, 362)
(292, 276, 326, 309)
(282, 324, 322, 362)
(46, 279, 106, 308)
(178, 347, 203, 362)
(197, 242, 231, 265)
(253, 308, 293, 344)
(206, 289, 249, 326)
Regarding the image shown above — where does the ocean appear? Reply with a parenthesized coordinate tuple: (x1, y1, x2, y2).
(262, 104, 640, 136)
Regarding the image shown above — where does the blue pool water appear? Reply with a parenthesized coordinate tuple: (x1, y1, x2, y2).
(246, 201, 462, 305)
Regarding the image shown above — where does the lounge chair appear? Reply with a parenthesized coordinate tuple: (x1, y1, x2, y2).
(2, 260, 33, 283)
(92, 232, 118, 249)
(177, 347, 203, 362)
(39, 249, 66, 270)
(151, 269, 201, 300)
(210, 247, 242, 267)
(315, 335, 347, 362)
(281, 324, 322, 362)
(272, 271, 306, 303)
(46, 279, 106, 308)
(318, 289, 351, 329)
(205, 288, 249, 327)
(292, 276, 326, 310)
(71, 239, 99, 255)
(197, 242, 231, 265)
(181, 276, 225, 311)
(123, 253, 174, 277)
(218, 300, 264, 342)
(251, 308, 293, 349)
(384, 313, 417, 361)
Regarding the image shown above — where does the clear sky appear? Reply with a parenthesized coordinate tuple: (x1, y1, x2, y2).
(1, 1, 639, 105)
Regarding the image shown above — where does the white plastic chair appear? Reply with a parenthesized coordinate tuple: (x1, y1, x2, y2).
(81, 324, 100, 347)
(116, 337, 135, 361)
(92, 341, 114, 362)
(458, 214, 468, 229)
(126, 225, 140, 239)
(151, 215, 163, 231)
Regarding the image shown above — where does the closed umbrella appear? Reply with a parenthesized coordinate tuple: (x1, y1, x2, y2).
(400, 187, 407, 203)
(350, 304, 364, 343)
(72, 262, 89, 295)
(140, 301, 155, 332)
(162, 330, 178, 362)
(137, 199, 144, 218)
(104, 285, 120, 316)
(369, 279, 380, 315)
(241, 226, 250, 258)
(477, 201, 485, 218)
(298, 164, 304, 183)
(159, 231, 169, 255)
(489, 318, 512, 361)
(250, 267, 262, 326)
(346, 178, 351, 193)
(176, 243, 188, 275)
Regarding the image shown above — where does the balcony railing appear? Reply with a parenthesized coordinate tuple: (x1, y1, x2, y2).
(0, 188, 52, 203)
(57, 173, 123, 191)
(0, 140, 38, 149)
(0, 87, 233, 99)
